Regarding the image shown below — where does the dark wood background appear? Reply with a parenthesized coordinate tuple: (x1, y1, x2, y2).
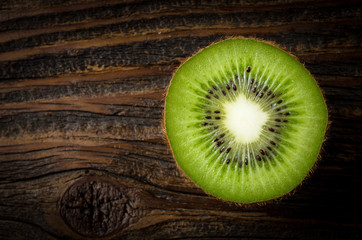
(0, 0, 361, 239)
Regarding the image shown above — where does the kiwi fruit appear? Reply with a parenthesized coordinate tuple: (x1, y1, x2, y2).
(164, 38, 328, 203)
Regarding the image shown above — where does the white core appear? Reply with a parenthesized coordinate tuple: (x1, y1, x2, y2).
(223, 95, 268, 144)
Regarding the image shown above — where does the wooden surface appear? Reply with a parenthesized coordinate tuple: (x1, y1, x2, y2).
(0, 0, 361, 239)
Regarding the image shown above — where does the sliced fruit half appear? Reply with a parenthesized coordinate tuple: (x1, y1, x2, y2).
(164, 38, 328, 203)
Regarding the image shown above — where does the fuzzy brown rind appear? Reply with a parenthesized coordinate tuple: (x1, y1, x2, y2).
(162, 36, 329, 205)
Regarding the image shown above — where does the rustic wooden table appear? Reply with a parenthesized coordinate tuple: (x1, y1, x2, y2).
(0, 0, 361, 239)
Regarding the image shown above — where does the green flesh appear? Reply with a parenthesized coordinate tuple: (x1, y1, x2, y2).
(164, 38, 328, 203)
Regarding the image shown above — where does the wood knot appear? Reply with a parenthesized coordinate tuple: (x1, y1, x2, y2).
(60, 179, 127, 237)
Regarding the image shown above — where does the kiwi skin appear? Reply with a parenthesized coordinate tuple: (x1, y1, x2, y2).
(162, 36, 329, 205)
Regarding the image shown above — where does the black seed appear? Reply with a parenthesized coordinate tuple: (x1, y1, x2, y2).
(205, 116, 211, 119)
(259, 93, 264, 98)
(220, 133, 225, 138)
(213, 85, 217, 90)
(209, 123, 214, 125)
(222, 90, 226, 95)
(276, 108, 281, 111)
(275, 119, 281, 122)
(235, 74, 238, 80)
(276, 125, 281, 127)
(284, 112, 290, 116)
(206, 95, 210, 99)
(220, 147, 225, 153)
(202, 122, 208, 126)
(214, 95, 219, 99)
(226, 147, 231, 153)
(267, 146, 272, 151)
(206, 110, 211, 113)
(267, 91, 272, 96)
(269, 127, 275, 132)
(215, 116, 221, 120)
(265, 151, 269, 156)
(277, 100, 283, 104)
(255, 91, 259, 96)
(252, 87, 257, 93)
(278, 113, 283, 116)
(263, 86, 268, 92)
(260, 149, 265, 155)
(226, 159, 231, 164)
(256, 155, 261, 161)
(283, 120, 288, 122)
(250, 78, 254, 84)
(232, 84, 237, 91)
(214, 110, 220, 113)
(208, 89, 213, 94)
(216, 141, 222, 147)
(270, 141, 276, 145)
(226, 84, 230, 90)
(214, 137, 219, 142)
(271, 94, 276, 98)
(239, 162, 243, 168)
(246, 66, 251, 72)
(214, 126, 219, 129)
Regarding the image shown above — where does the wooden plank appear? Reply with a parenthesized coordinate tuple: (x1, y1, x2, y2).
(0, 0, 361, 239)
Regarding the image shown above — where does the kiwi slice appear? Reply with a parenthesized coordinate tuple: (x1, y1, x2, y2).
(164, 38, 328, 203)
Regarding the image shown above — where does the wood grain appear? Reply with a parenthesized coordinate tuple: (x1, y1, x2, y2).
(0, 0, 361, 239)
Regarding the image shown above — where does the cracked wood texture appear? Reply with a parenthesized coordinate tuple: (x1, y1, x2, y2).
(0, 0, 361, 239)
